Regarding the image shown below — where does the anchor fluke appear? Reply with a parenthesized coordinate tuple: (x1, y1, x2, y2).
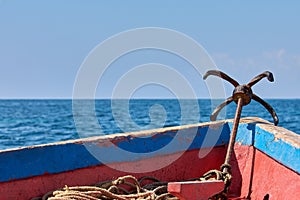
(205, 70, 278, 125)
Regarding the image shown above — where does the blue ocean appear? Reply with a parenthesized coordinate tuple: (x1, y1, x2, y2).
(0, 99, 299, 150)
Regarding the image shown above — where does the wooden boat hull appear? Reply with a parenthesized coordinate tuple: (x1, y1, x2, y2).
(0, 117, 299, 199)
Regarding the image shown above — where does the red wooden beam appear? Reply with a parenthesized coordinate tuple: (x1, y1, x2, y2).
(168, 180, 224, 200)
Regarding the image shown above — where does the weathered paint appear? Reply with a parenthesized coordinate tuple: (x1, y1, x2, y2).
(250, 149, 300, 199)
(228, 145, 255, 198)
(254, 124, 300, 173)
(168, 180, 224, 200)
(229, 117, 299, 173)
(231, 118, 300, 198)
(0, 147, 227, 199)
(229, 121, 256, 146)
(0, 143, 99, 182)
(0, 122, 230, 183)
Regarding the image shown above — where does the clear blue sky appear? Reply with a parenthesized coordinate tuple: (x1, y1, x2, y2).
(0, 1, 299, 99)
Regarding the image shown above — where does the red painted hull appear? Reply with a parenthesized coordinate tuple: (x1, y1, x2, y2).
(1, 145, 299, 199)
(0, 147, 226, 199)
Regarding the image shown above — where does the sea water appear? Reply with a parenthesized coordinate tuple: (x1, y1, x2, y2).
(0, 99, 299, 150)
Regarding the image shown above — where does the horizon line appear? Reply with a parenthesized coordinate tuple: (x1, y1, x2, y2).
(0, 97, 299, 100)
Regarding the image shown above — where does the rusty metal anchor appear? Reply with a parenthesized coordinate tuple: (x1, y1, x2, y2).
(204, 70, 278, 125)
(203, 70, 278, 174)
(168, 70, 278, 200)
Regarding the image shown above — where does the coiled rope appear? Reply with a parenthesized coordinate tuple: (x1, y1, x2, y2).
(33, 175, 178, 200)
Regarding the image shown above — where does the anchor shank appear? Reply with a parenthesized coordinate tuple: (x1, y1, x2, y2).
(223, 97, 244, 173)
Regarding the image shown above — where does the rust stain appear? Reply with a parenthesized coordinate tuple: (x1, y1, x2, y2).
(111, 135, 131, 146)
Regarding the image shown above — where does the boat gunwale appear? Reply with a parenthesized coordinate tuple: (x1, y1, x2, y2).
(0, 117, 299, 183)
(0, 119, 226, 153)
